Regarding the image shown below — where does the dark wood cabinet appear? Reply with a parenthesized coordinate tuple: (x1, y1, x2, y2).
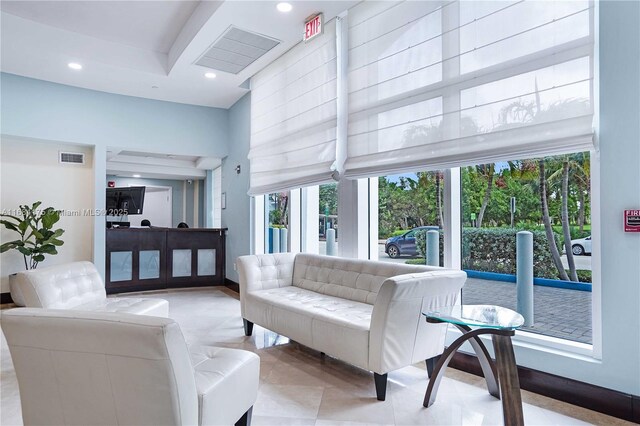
(106, 227, 226, 294)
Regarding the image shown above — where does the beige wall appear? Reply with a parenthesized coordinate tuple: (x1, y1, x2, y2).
(0, 138, 94, 293)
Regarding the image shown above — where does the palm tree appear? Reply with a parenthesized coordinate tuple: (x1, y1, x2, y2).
(547, 152, 590, 281)
(475, 164, 495, 228)
(539, 159, 570, 281)
(434, 171, 444, 228)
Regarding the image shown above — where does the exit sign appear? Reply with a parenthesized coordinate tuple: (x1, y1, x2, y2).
(624, 209, 640, 232)
(304, 14, 323, 42)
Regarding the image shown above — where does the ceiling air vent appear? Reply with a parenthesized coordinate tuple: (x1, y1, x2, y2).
(59, 151, 85, 165)
(196, 26, 280, 74)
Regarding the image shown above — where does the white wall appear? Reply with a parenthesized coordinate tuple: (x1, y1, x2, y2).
(221, 93, 251, 283)
(1, 73, 229, 281)
(0, 138, 94, 292)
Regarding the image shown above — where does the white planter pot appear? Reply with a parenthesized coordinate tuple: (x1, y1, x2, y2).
(9, 273, 26, 306)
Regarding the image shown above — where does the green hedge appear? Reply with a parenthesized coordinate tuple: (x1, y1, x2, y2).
(411, 227, 590, 281)
(462, 228, 560, 279)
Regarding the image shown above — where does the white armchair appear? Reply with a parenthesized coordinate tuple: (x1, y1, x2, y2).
(10, 261, 169, 317)
(2, 308, 260, 426)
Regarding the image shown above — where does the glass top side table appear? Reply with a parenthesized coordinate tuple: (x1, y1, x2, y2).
(423, 305, 525, 426)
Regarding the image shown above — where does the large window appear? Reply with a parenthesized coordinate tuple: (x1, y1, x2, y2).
(251, 0, 596, 348)
(460, 152, 592, 344)
(266, 191, 290, 253)
(377, 171, 445, 266)
(318, 183, 338, 255)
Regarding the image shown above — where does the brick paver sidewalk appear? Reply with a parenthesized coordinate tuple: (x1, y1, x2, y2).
(461, 278, 592, 344)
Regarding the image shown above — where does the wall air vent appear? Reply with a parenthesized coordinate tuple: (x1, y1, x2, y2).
(59, 151, 85, 164)
(196, 26, 280, 75)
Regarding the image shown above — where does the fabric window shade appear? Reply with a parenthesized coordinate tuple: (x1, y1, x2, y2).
(249, 19, 337, 195)
(344, 0, 595, 178)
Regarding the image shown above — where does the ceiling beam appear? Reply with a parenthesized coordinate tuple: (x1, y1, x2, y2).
(107, 161, 207, 179)
(167, 1, 223, 75)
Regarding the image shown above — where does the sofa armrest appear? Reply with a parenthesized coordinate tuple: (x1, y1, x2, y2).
(237, 253, 296, 317)
(369, 270, 467, 374)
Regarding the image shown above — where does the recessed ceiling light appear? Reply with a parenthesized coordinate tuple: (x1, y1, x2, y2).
(133, 174, 141, 178)
(277, 2, 292, 12)
(68, 62, 83, 70)
(204, 72, 217, 79)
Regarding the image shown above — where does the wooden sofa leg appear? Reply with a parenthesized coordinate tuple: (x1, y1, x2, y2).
(426, 355, 441, 378)
(243, 319, 253, 337)
(374, 373, 388, 401)
(235, 406, 253, 426)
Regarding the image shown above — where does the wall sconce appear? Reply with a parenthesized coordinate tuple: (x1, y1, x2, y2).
(235, 165, 241, 174)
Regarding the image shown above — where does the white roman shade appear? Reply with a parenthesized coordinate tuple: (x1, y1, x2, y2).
(345, 1, 595, 178)
(249, 19, 337, 195)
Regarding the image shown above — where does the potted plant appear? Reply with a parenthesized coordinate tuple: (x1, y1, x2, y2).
(1, 202, 65, 305)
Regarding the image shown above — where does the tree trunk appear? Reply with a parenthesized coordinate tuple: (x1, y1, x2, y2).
(281, 196, 289, 227)
(578, 186, 586, 233)
(561, 161, 578, 281)
(435, 173, 444, 228)
(539, 160, 570, 281)
(476, 169, 494, 228)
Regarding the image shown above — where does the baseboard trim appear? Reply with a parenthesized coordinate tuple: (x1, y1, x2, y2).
(449, 351, 640, 423)
(224, 279, 239, 293)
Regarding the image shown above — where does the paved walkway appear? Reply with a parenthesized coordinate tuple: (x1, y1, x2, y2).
(462, 278, 592, 344)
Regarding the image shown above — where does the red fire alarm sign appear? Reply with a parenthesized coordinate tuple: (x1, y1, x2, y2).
(624, 210, 640, 232)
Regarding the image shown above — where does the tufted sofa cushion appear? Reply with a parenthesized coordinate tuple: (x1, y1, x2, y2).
(14, 261, 106, 309)
(245, 285, 373, 368)
(12, 261, 169, 317)
(76, 297, 169, 317)
(292, 253, 436, 304)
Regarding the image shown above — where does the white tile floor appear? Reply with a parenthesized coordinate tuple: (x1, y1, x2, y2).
(0, 288, 633, 425)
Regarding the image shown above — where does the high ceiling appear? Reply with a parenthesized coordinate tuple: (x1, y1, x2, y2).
(0, 0, 356, 108)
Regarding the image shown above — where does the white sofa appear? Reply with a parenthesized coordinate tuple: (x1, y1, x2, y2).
(2, 308, 260, 426)
(238, 253, 466, 400)
(10, 261, 169, 317)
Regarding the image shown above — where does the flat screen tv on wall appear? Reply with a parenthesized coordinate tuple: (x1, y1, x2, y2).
(106, 186, 146, 216)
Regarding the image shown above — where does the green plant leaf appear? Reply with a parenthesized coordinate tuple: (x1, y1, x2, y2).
(50, 238, 65, 246)
(18, 220, 29, 232)
(32, 254, 45, 262)
(0, 220, 20, 232)
(39, 244, 58, 255)
(41, 210, 60, 229)
(31, 201, 42, 211)
(0, 241, 24, 253)
(16, 246, 33, 256)
(0, 214, 22, 222)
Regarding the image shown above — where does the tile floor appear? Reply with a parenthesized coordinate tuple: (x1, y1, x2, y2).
(0, 288, 633, 425)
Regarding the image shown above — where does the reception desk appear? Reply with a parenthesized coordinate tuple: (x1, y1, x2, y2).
(106, 227, 226, 294)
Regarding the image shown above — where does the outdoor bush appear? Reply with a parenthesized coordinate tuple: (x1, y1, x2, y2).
(575, 269, 592, 283)
(405, 258, 427, 265)
(391, 229, 409, 237)
(461, 228, 561, 279)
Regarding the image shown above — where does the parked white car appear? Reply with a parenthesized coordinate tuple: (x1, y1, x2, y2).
(570, 235, 592, 256)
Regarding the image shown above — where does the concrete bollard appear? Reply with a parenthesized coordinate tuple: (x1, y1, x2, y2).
(271, 228, 280, 254)
(279, 228, 288, 253)
(516, 231, 534, 326)
(426, 230, 439, 266)
(326, 228, 336, 256)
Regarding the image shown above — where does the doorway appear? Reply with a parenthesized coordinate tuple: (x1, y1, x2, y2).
(128, 185, 172, 227)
